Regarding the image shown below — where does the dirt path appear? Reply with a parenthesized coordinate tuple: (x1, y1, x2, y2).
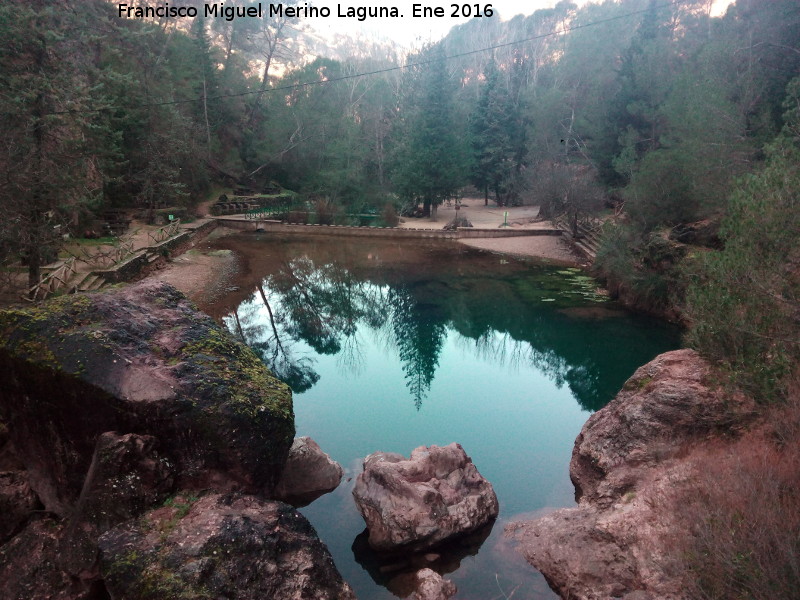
(399, 199, 545, 230)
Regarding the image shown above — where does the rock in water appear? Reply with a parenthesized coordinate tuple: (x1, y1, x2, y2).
(353, 443, 498, 552)
(274, 436, 343, 506)
(98, 493, 356, 600)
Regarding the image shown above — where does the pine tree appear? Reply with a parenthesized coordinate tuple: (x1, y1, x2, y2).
(0, 1, 104, 290)
(391, 45, 467, 218)
(469, 58, 518, 206)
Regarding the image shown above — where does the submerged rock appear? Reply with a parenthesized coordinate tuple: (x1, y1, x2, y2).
(352, 519, 491, 598)
(98, 493, 356, 600)
(274, 436, 343, 506)
(508, 349, 756, 599)
(409, 568, 457, 600)
(353, 443, 498, 553)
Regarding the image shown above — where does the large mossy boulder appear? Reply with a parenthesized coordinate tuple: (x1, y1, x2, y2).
(0, 282, 307, 598)
(0, 281, 295, 514)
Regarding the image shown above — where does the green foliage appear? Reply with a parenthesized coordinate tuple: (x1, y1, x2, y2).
(685, 115, 800, 400)
(624, 148, 699, 229)
(595, 223, 687, 314)
(0, 2, 107, 287)
(390, 44, 469, 214)
(469, 58, 527, 205)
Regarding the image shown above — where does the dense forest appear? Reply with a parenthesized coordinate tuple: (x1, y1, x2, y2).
(0, 0, 798, 397)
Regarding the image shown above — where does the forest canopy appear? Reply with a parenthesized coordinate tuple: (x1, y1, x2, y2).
(0, 0, 798, 396)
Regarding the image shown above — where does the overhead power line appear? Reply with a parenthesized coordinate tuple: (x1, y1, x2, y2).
(43, 0, 680, 117)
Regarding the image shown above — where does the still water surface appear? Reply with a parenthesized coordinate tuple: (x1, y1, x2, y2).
(206, 233, 680, 600)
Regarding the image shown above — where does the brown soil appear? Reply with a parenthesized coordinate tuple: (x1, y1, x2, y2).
(147, 227, 239, 312)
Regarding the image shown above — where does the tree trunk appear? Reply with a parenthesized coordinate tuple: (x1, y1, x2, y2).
(247, 54, 272, 126)
(27, 243, 41, 291)
(29, 37, 46, 294)
(484, 185, 488, 206)
(202, 73, 211, 160)
(430, 204, 438, 221)
(493, 183, 503, 207)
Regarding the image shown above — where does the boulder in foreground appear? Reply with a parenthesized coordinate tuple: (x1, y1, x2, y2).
(0, 281, 295, 513)
(99, 492, 356, 600)
(353, 443, 498, 553)
(0, 283, 342, 599)
(508, 349, 756, 600)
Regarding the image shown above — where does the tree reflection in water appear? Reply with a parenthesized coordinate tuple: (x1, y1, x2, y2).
(389, 287, 447, 409)
(222, 244, 677, 411)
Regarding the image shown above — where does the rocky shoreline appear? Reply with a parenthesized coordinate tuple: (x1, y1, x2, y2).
(506, 349, 756, 599)
(0, 278, 744, 599)
(0, 281, 499, 600)
(0, 281, 355, 599)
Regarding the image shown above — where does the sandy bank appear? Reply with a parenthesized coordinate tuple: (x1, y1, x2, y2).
(147, 227, 239, 309)
(459, 235, 584, 265)
(400, 200, 584, 265)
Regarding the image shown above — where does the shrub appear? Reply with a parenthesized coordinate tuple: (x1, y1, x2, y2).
(380, 203, 399, 227)
(286, 210, 309, 224)
(684, 135, 800, 401)
(670, 388, 800, 599)
(313, 198, 337, 225)
(594, 222, 687, 315)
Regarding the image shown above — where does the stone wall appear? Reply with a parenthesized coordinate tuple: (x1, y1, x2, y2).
(95, 220, 217, 284)
(214, 218, 561, 239)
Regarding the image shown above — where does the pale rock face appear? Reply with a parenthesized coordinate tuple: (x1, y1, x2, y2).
(353, 442, 499, 553)
(274, 436, 343, 505)
(508, 349, 757, 600)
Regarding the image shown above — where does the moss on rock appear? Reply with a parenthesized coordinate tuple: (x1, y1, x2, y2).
(0, 281, 295, 511)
